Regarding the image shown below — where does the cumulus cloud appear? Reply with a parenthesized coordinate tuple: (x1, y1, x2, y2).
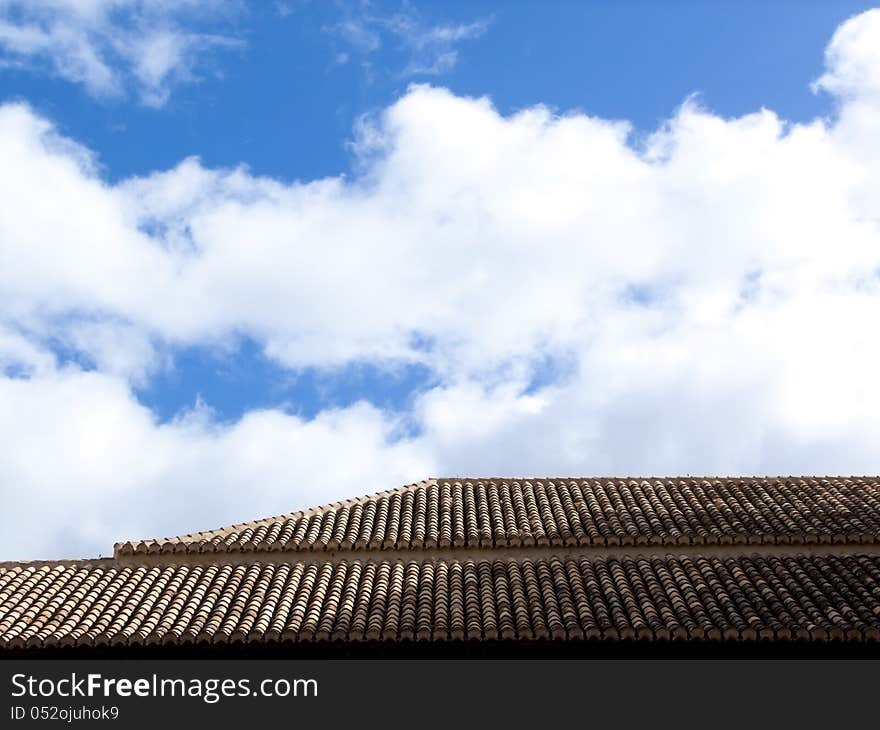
(814, 8, 880, 101)
(0, 367, 431, 559)
(3, 10, 880, 559)
(0, 0, 242, 106)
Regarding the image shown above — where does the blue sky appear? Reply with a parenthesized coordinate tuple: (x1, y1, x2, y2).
(5, 1, 874, 184)
(2, 0, 873, 424)
(3, 1, 880, 559)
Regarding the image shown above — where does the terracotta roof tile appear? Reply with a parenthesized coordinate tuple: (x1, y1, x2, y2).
(5, 476, 880, 649)
(115, 477, 880, 556)
(6, 554, 880, 647)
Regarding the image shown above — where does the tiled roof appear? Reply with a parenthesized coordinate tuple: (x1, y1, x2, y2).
(3, 554, 880, 647)
(116, 477, 880, 555)
(3, 475, 880, 650)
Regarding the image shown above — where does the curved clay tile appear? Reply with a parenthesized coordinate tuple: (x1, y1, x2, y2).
(6, 476, 880, 648)
(4, 553, 880, 645)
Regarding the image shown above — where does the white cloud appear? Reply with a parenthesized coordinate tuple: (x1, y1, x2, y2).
(3, 10, 880, 559)
(326, 2, 488, 77)
(0, 0, 242, 106)
(385, 13, 487, 76)
(0, 366, 431, 559)
(813, 8, 880, 101)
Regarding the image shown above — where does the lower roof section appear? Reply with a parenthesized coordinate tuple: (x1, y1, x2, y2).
(3, 552, 880, 649)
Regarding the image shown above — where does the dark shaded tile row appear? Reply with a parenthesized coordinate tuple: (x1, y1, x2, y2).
(4, 553, 880, 647)
(118, 477, 880, 555)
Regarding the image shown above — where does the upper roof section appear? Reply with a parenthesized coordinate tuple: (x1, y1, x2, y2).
(114, 476, 880, 557)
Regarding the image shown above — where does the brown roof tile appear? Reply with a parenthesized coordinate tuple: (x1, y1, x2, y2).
(5, 475, 880, 649)
(114, 477, 880, 556)
(3, 553, 880, 647)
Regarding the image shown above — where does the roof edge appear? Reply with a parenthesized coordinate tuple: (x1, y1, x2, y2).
(113, 479, 438, 556)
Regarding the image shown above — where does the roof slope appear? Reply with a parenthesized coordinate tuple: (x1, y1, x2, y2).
(3, 553, 880, 648)
(116, 477, 880, 556)
(4, 475, 880, 650)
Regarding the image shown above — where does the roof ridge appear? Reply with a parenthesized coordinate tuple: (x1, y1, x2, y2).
(10, 542, 880, 572)
(0, 557, 116, 570)
(433, 475, 879, 481)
